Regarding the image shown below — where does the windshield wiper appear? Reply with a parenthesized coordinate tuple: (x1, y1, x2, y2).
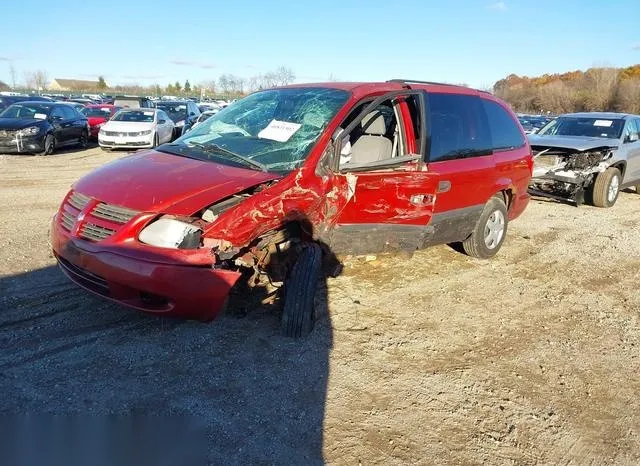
(186, 141, 267, 172)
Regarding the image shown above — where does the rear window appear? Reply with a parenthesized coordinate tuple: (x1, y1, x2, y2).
(482, 99, 526, 151)
(426, 93, 492, 162)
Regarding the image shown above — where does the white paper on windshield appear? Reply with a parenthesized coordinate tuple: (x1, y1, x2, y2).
(33, 113, 47, 120)
(101, 107, 110, 111)
(143, 111, 154, 116)
(258, 119, 302, 142)
(177, 105, 186, 110)
(593, 120, 613, 127)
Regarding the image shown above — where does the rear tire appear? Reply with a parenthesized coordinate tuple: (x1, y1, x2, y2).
(281, 243, 322, 338)
(38, 134, 55, 156)
(462, 195, 508, 259)
(592, 167, 621, 208)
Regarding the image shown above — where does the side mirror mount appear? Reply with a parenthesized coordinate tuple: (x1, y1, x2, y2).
(315, 145, 335, 177)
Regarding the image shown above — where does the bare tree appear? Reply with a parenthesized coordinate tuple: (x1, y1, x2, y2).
(23, 70, 49, 91)
(273, 66, 295, 86)
(615, 79, 640, 114)
(582, 67, 619, 111)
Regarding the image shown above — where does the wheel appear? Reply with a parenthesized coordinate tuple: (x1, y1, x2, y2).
(281, 243, 322, 338)
(38, 134, 55, 156)
(100, 146, 112, 152)
(462, 195, 508, 259)
(592, 167, 621, 208)
(78, 130, 88, 149)
(152, 133, 159, 148)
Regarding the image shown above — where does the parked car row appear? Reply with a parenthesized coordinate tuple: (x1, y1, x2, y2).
(517, 114, 553, 134)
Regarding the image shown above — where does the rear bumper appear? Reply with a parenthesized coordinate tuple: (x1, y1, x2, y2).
(0, 135, 44, 154)
(51, 216, 241, 321)
(508, 190, 530, 220)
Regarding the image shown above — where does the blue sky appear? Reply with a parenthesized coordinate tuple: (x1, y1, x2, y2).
(1, 0, 638, 89)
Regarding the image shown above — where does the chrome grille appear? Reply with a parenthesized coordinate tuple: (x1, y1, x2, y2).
(60, 211, 75, 231)
(80, 223, 116, 242)
(103, 131, 145, 137)
(67, 191, 91, 210)
(91, 202, 139, 224)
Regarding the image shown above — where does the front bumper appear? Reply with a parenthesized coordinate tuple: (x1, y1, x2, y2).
(98, 134, 154, 149)
(0, 134, 44, 154)
(51, 216, 241, 321)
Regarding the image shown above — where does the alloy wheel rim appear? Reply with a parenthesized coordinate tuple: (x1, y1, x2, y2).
(484, 210, 505, 249)
(608, 175, 619, 203)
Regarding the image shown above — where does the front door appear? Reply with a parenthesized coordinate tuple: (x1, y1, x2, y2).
(321, 92, 439, 255)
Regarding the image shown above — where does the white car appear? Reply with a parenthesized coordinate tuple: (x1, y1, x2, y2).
(98, 108, 174, 150)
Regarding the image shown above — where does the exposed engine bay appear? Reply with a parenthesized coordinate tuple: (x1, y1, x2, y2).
(528, 145, 615, 205)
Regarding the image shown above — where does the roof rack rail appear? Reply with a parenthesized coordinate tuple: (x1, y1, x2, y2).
(387, 79, 492, 94)
(387, 79, 458, 87)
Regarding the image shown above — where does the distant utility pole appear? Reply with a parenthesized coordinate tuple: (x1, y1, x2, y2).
(9, 63, 17, 89)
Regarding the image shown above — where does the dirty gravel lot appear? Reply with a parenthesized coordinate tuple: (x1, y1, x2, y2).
(1, 147, 639, 465)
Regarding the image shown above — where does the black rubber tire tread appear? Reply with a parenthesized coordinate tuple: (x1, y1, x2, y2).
(151, 133, 159, 148)
(462, 195, 508, 259)
(281, 243, 322, 338)
(592, 167, 621, 208)
(39, 134, 54, 156)
(79, 130, 88, 148)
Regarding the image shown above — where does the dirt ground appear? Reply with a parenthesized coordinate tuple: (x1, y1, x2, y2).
(1, 147, 639, 465)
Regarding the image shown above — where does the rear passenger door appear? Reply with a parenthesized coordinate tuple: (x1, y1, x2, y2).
(421, 92, 497, 245)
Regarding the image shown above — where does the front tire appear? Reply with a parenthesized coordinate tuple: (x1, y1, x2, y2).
(462, 195, 508, 259)
(592, 167, 621, 208)
(79, 130, 88, 149)
(38, 134, 55, 156)
(281, 243, 322, 338)
(151, 133, 159, 148)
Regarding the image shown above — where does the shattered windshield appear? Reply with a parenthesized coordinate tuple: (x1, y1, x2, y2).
(160, 87, 350, 172)
(537, 117, 624, 139)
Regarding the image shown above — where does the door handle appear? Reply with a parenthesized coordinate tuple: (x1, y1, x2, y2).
(437, 180, 451, 193)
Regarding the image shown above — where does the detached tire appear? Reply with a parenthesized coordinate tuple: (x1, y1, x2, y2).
(592, 167, 621, 208)
(462, 195, 508, 259)
(635, 184, 640, 194)
(281, 243, 322, 338)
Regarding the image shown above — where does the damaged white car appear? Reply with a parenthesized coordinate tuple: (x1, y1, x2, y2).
(528, 112, 640, 207)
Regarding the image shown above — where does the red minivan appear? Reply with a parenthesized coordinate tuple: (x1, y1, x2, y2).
(52, 80, 532, 336)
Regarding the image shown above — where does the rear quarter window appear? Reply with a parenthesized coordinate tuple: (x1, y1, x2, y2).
(482, 99, 525, 151)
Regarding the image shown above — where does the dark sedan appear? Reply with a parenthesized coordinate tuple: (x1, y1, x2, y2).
(0, 102, 89, 155)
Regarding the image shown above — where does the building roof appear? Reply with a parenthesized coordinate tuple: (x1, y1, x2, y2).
(51, 78, 101, 88)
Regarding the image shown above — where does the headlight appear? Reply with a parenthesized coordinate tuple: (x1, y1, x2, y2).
(17, 126, 40, 136)
(175, 120, 185, 128)
(139, 217, 202, 249)
(139, 130, 152, 136)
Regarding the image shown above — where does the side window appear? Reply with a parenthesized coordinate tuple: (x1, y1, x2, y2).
(339, 98, 403, 168)
(624, 119, 639, 142)
(50, 107, 65, 120)
(61, 106, 76, 120)
(426, 93, 492, 162)
(481, 99, 526, 151)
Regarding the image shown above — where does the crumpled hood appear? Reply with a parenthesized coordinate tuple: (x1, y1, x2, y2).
(528, 134, 618, 152)
(0, 118, 46, 130)
(73, 150, 281, 215)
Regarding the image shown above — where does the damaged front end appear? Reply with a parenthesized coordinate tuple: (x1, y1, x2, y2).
(528, 146, 615, 205)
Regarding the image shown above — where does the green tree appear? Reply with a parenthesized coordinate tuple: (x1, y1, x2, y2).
(175, 81, 182, 93)
(184, 80, 191, 94)
(166, 83, 175, 94)
(97, 76, 107, 90)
